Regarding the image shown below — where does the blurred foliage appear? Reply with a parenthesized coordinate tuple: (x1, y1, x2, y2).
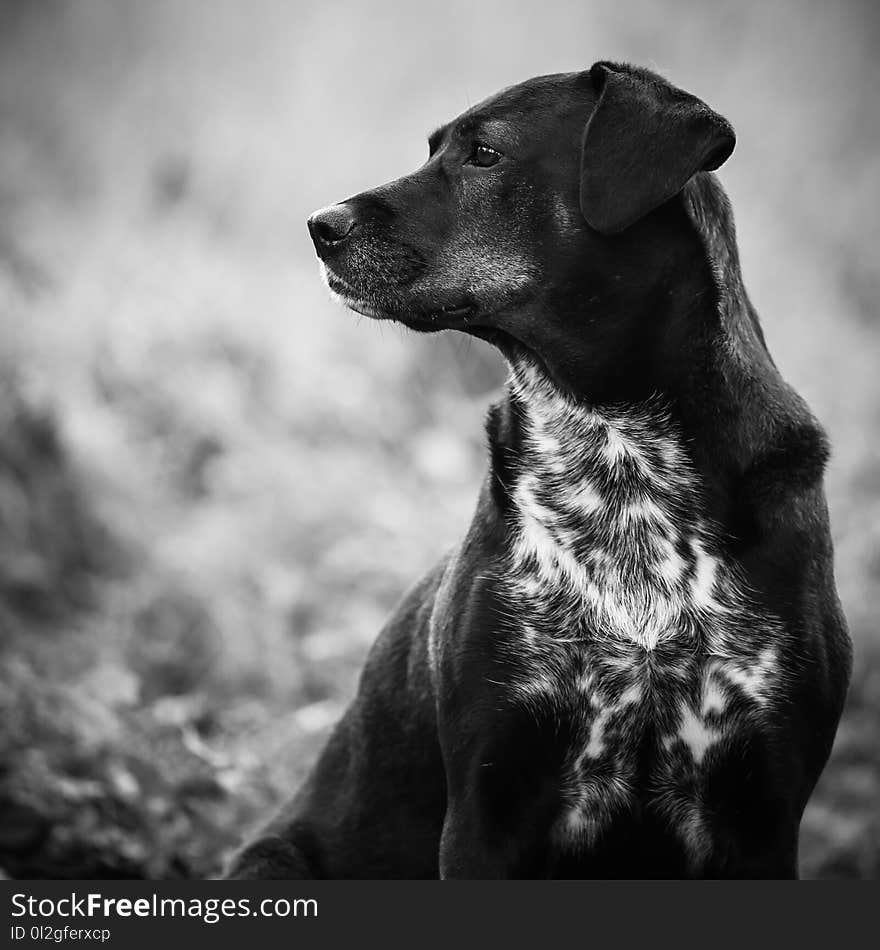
(0, 0, 877, 878)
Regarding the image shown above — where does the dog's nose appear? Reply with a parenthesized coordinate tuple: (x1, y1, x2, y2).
(308, 204, 357, 254)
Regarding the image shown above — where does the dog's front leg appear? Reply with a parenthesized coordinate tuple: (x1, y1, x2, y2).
(438, 757, 559, 879)
(437, 713, 560, 879)
(439, 802, 513, 879)
(433, 543, 562, 878)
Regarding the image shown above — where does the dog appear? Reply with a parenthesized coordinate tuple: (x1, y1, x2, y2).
(228, 61, 852, 878)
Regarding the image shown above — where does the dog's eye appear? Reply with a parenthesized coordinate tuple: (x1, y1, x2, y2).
(466, 144, 502, 168)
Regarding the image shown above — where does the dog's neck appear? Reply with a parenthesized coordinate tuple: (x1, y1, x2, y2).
(495, 175, 820, 534)
(486, 172, 828, 577)
(496, 359, 730, 651)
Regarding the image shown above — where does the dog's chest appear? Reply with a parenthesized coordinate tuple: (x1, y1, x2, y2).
(502, 366, 783, 867)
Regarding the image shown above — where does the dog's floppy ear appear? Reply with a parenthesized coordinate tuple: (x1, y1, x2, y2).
(580, 61, 735, 234)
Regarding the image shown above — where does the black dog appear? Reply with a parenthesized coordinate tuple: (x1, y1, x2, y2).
(229, 62, 851, 878)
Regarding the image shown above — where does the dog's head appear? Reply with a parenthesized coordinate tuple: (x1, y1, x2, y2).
(308, 62, 734, 396)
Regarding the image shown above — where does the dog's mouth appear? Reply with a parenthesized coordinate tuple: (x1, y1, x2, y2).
(321, 266, 478, 329)
(319, 262, 545, 379)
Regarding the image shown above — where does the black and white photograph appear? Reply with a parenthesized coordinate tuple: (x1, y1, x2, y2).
(0, 0, 878, 886)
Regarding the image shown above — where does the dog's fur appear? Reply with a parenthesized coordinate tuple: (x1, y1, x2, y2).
(228, 62, 851, 878)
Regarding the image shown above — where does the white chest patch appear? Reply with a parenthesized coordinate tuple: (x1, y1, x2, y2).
(500, 362, 785, 869)
(507, 363, 732, 649)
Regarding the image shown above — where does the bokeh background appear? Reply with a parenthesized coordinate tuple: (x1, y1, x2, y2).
(0, 0, 877, 878)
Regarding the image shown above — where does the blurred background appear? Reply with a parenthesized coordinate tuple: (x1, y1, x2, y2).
(0, 0, 877, 878)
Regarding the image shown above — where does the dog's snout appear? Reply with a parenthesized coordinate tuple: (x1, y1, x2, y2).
(308, 204, 357, 255)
